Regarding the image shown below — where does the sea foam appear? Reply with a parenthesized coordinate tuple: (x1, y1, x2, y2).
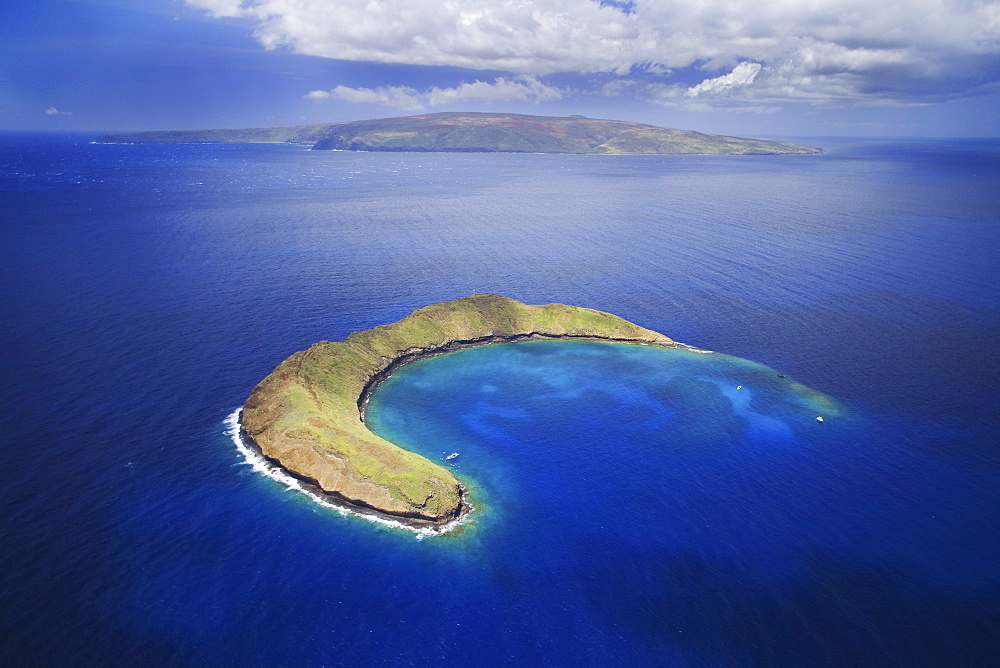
(224, 409, 470, 539)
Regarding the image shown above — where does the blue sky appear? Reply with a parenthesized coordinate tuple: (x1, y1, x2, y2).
(3, 0, 999, 136)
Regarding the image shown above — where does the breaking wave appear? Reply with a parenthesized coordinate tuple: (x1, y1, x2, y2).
(223, 409, 470, 539)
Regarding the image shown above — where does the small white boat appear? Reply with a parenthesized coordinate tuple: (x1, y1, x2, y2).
(446, 452, 460, 460)
(816, 416, 824, 422)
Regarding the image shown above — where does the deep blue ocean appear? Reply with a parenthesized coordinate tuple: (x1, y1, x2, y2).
(1, 133, 998, 666)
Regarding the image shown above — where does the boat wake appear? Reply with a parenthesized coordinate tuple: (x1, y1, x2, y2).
(223, 409, 470, 539)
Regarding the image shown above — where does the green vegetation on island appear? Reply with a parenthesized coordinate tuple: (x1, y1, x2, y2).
(97, 112, 821, 155)
(240, 294, 674, 527)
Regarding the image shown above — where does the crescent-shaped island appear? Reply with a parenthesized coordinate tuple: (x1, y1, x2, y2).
(239, 294, 680, 529)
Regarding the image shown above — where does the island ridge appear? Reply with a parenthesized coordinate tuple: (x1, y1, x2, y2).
(239, 294, 676, 528)
(98, 112, 821, 155)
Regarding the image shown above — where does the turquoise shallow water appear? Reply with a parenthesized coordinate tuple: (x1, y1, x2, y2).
(369, 338, 845, 541)
(368, 340, 841, 537)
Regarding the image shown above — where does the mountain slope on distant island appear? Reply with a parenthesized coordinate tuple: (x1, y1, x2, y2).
(97, 112, 820, 155)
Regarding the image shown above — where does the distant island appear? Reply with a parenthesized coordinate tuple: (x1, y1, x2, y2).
(239, 294, 677, 529)
(97, 112, 821, 155)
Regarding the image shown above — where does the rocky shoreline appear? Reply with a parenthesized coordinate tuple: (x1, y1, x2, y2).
(237, 422, 469, 529)
(357, 332, 679, 421)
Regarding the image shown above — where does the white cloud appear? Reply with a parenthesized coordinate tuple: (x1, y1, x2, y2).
(687, 62, 762, 98)
(44, 107, 72, 116)
(188, 0, 1000, 105)
(188, 0, 245, 17)
(306, 77, 567, 110)
(307, 85, 426, 110)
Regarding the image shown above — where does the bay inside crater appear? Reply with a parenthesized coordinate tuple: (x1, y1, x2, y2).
(365, 339, 844, 537)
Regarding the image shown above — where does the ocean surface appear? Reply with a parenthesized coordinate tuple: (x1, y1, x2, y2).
(1, 133, 998, 666)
